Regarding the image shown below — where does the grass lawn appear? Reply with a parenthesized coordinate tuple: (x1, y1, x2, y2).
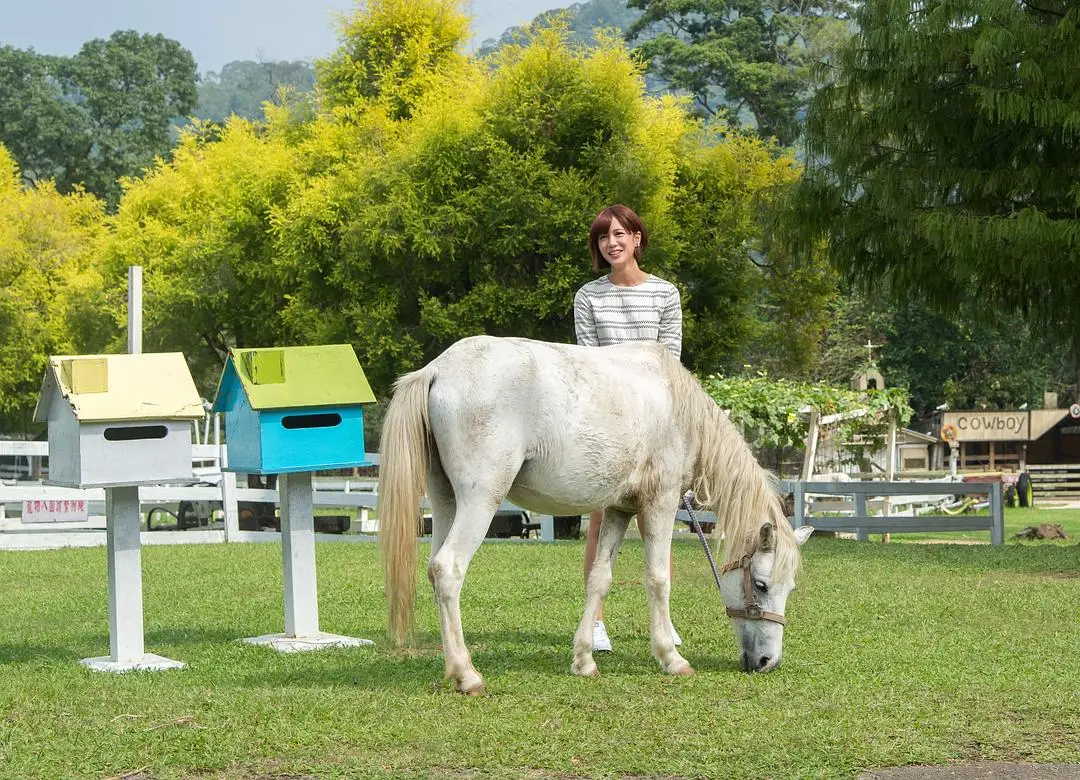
(1, 510, 1079, 779)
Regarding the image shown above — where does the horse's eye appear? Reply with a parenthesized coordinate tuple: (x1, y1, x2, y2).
(754, 580, 768, 593)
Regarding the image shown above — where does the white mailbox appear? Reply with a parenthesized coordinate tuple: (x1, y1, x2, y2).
(34, 353, 204, 488)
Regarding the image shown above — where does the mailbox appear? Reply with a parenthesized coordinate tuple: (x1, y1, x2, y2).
(34, 353, 204, 488)
(212, 345, 376, 474)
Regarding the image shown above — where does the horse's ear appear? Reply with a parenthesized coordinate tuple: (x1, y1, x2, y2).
(759, 521, 776, 552)
(794, 525, 814, 546)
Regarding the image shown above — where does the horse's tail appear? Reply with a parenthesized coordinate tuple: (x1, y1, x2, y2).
(378, 365, 434, 646)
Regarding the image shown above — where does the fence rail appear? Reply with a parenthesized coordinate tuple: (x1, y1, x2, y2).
(7, 441, 1003, 549)
(1, 440, 562, 550)
(779, 479, 1004, 545)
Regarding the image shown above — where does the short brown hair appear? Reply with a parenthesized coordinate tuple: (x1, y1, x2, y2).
(588, 204, 648, 272)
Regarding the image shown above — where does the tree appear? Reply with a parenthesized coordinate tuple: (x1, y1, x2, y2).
(666, 126, 835, 375)
(195, 60, 316, 123)
(277, 22, 817, 388)
(104, 3, 826, 400)
(815, 292, 1073, 416)
(702, 372, 911, 472)
(0, 47, 82, 188)
(0, 32, 198, 206)
(315, 0, 470, 119)
(794, 0, 1080, 396)
(478, 0, 643, 55)
(103, 119, 299, 392)
(0, 145, 113, 435)
(625, 0, 853, 146)
(62, 31, 199, 205)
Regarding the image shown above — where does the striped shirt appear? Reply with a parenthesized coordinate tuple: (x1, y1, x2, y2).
(574, 274, 682, 358)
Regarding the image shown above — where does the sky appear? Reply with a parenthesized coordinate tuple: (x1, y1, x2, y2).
(1, 0, 559, 74)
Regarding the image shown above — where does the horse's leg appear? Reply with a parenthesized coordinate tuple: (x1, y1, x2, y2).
(639, 496, 693, 676)
(426, 452, 455, 563)
(572, 507, 631, 677)
(425, 389, 522, 694)
(428, 494, 503, 695)
(425, 458, 455, 596)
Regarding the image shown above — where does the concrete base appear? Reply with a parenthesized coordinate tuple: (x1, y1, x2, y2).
(242, 632, 374, 653)
(80, 653, 185, 673)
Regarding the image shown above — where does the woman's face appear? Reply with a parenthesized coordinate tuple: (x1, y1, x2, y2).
(598, 216, 641, 269)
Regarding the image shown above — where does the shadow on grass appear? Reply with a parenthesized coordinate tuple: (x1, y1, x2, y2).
(225, 627, 743, 693)
(0, 637, 104, 665)
(0, 626, 269, 665)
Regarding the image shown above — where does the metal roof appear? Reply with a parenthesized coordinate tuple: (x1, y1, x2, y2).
(212, 344, 376, 412)
(33, 352, 204, 423)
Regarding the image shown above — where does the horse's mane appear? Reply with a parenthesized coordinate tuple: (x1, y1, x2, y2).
(659, 351, 801, 583)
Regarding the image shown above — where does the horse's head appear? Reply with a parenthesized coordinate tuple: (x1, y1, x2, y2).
(719, 522, 814, 672)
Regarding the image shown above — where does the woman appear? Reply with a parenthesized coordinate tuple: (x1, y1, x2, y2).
(572, 203, 683, 652)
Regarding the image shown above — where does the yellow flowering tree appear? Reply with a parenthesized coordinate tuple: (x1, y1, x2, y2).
(0, 145, 112, 434)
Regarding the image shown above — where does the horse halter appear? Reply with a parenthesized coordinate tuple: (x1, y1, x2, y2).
(718, 554, 786, 626)
(680, 492, 787, 626)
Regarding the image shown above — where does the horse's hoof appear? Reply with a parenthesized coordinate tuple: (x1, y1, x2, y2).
(670, 662, 695, 676)
(460, 682, 486, 696)
(455, 669, 485, 695)
(571, 659, 599, 677)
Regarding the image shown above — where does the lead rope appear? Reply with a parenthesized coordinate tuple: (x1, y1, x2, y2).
(681, 491, 724, 594)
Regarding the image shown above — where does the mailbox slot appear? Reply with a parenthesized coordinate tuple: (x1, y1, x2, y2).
(281, 413, 342, 430)
(104, 425, 169, 442)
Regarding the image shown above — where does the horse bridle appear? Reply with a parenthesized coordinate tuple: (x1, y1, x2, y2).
(718, 554, 786, 625)
(681, 492, 787, 626)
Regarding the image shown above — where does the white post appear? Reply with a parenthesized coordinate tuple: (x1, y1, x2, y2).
(221, 471, 240, 541)
(243, 471, 372, 652)
(801, 409, 820, 481)
(107, 486, 143, 661)
(281, 471, 319, 637)
(202, 401, 211, 448)
(81, 486, 183, 672)
(127, 266, 142, 355)
(539, 514, 554, 542)
(882, 415, 897, 543)
(218, 433, 240, 541)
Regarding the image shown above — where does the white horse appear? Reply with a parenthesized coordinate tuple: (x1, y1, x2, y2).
(378, 336, 813, 695)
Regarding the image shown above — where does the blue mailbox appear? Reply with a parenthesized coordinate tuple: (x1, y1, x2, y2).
(212, 345, 376, 474)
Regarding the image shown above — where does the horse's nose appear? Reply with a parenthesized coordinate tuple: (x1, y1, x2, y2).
(742, 652, 778, 672)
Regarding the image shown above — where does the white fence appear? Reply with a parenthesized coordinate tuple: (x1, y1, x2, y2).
(7, 442, 997, 551)
(0, 440, 386, 550)
(779, 478, 1005, 544)
(0, 440, 568, 550)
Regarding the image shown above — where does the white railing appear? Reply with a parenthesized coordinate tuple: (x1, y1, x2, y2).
(0, 440, 570, 550)
(1, 440, 390, 550)
(779, 478, 1005, 544)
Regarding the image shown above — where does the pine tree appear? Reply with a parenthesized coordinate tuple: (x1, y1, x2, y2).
(794, 0, 1080, 393)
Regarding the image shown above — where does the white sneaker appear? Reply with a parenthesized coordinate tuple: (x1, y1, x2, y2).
(592, 620, 612, 652)
(670, 621, 682, 646)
